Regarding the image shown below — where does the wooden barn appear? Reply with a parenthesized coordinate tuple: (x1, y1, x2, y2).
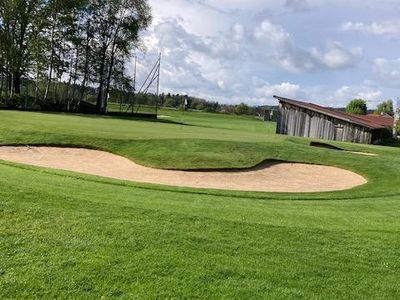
(274, 96, 393, 144)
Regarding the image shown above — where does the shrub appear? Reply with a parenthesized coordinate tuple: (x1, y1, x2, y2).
(375, 100, 394, 116)
(346, 99, 367, 115)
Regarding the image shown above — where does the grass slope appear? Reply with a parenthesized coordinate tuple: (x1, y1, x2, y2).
(0, 110, 399, 298)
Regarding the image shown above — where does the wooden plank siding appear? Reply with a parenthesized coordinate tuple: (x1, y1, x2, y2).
(276, 101, 374, 144)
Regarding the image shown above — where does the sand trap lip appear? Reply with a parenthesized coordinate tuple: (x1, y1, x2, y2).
(310, 142, 378, 157)
(348, 151, 378, 156)
(0, 146, 367, 193)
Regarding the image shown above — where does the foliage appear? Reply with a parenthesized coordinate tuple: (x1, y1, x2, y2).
(346, 99, 368, 115)
(375, 100, 394, 116)
(0, 0, 152, 113)
(396, 119, 400, 134)
(235, 102, 257, 115)
(235, 102, 250, 115)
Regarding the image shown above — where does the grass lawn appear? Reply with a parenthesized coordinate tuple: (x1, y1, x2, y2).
(0, 110, 399, 298)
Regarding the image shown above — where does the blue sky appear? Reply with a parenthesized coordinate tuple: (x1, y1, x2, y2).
(134, 0, 400, 107)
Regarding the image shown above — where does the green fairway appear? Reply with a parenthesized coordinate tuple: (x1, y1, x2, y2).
(0, 110, 399, 298)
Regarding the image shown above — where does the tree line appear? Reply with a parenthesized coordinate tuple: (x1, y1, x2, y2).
(112, 92, 269, 116)
(0, 0, 151, 113)
(346, 99, 395, 116)
(158, 94, 267, 116)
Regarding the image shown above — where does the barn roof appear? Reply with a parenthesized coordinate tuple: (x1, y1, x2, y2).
(274, 96, 388, 130)
(360, 114, 394, 128)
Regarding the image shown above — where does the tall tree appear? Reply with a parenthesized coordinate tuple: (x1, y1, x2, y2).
(0, 0, 151, 111)
(346, 99, 368, 115)
(90, 0, 151, 113)
(42, 0, 83, 103)
(0, 0, 45, 96)
(375, 100, 394, 116)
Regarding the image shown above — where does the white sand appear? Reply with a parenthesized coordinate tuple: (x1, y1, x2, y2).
(349, 151, 378, 156)
(0, 146, 367, 193)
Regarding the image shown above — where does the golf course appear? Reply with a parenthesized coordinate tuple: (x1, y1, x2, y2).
(0, 109, 399, 299)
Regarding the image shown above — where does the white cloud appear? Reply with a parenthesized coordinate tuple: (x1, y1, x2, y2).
(254, 20, 290, 43)
(231, 23, 245, 42)
(252, 20, 362, 73)
(291, 83, 384, 108)
(135, 0, 400, 106)
(311, 42, 363, 69)
(137, 17, 365, 105)
(333, 85, 382, 103)
(256, 82, 300, 99)
(341, 21, 400, 38)
(374, 58, 400, 87)
(192, 0, 282, 13)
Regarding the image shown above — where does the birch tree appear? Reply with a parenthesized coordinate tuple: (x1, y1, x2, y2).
(0, 0, 151, 111)
(90, 0, 151, 112)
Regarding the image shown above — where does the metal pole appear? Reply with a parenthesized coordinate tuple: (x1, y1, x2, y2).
(156, 53, 161, 116)
(131, 56, 137, 115)
(133, 55, 137, 93)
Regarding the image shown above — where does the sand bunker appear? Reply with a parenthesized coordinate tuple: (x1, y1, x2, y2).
(0, 146, 367, 193)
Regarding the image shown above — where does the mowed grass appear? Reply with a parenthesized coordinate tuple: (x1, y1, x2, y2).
(0, 110, 399, 299)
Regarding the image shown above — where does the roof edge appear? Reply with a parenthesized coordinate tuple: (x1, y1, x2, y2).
(273, 95, 384, 130)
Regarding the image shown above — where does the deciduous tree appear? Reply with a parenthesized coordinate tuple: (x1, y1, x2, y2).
(346, 99, 367, 115)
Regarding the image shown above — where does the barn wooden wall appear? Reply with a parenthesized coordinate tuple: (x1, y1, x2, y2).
(276, 102, 373, 144)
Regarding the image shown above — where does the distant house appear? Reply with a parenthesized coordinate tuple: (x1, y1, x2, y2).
(274, 96, 393, 144)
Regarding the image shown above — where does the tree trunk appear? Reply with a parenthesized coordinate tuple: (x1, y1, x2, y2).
(5, 74, 10, 100)
(96, 45, 107, 113)
(104, 43, 117, 114)
(70, 48, 80, 109)
(77, 29, 90, 106)
(34, 64, 40, 102)
(96, 70, 104, 112)
(43, 25, 55, 102)
(0, 72, 4, 99)
(43, 64, 53, 102)
(53, 77, 58, 104)
(65, 67, 73, 111)
(13, 73, 21, 95)
(9, 73, 14, 99)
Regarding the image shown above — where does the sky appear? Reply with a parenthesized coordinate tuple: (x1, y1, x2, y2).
(132, 0, 400, 108)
